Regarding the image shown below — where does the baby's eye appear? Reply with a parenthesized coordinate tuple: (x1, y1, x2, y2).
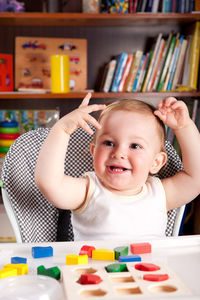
(103, 140, 114, 147)
(130, 143, 141, 149)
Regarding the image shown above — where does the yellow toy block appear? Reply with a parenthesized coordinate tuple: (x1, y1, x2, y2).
(0, 268, 18, 279)
(4, 263, 28, 275)
(66, 254, 88, 265)
(92, 249, 115, 261)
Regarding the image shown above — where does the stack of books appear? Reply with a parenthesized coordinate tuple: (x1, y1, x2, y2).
(100, 21, 200, 93)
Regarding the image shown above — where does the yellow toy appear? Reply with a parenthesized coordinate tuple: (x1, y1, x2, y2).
(92, 249, 115, 261)
(4, 263, 28, 275)
(66, 254, 88, 265)
(0, 268, 18, 279)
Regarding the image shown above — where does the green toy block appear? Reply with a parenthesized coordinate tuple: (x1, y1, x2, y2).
(114, 246, 128, 260)
(105, 263, 128, 273)
(37, 265, 60, 280)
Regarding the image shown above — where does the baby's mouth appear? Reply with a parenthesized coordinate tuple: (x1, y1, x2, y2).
(107, 166, 130, 173)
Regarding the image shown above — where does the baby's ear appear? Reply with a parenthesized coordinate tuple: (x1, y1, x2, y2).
(150, 152, 167, 174)
(90, 143, 95, 156)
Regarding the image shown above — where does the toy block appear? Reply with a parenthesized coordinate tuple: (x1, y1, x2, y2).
(143, 274, 169, 282)
(119, 255, 141, 262)
(79, 273, 102, 285)
(4, 263, 28, 275)
(79, 245, 96, 257)
(135, 263, 160, 272)
(114, 246, 128, 260)
(66, 254, 88, 265)
(92, 249, 115, 261)
(37, 265, 60, 280)
(0, 268, 18, 279)
(130, 242, 151, 254)
(105, 263, 128, 273)
(32, 246, 53, 258)
(11, 256, 27, 264)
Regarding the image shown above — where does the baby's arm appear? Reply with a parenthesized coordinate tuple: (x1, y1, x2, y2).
(154, 97, 200, 211)
(35, 93, 106, 210)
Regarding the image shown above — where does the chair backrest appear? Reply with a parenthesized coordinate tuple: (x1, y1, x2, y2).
(1, 127, 184, 242)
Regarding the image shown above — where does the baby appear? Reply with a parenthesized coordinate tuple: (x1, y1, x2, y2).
(35, 93, 200, 240)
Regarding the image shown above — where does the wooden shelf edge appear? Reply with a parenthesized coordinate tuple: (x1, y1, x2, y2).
(0, 92, 200, 99)
(0, 12, 200, 26)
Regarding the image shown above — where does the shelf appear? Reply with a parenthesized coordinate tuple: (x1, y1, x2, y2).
(0, 92, 200, 99)
(0, 12, 200, 27)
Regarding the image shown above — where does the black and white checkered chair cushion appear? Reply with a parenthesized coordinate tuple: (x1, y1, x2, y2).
(1, 127, 183, 242)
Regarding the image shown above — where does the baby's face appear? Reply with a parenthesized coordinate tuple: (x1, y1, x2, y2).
(90, 110, 166, 196)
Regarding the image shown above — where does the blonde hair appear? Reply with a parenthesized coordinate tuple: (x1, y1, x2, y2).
(97, 99, 166, 152)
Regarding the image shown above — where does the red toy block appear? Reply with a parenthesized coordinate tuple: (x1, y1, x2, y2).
(143, 274, 169, 282)
(130, 242, 151, 254)
(79, 273, 102, 285)
(79, 245, 96, 258)
(135, 263, 160, 272)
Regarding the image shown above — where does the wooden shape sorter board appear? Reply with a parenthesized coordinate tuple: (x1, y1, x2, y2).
(15, 37, 87, 91)
(62, 261, 191, 300)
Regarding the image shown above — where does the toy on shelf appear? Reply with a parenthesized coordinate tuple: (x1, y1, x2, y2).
(0, 121, 20, 158)
(0, 0, 24, 12)
(0, 54, 13, 92)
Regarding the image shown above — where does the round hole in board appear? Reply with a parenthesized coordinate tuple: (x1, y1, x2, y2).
(109, 275, 135, 283)
(74, 267, 97, 274)
(149, 285, 177, 293)
(115, 287, 142, 295)
(80, 289, 107, 297)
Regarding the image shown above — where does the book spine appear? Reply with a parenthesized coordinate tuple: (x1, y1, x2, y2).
(102, 60, 117, 92)
(136, 52, 149, 91)
(167, 35, 184, 91)
(118, 54, 133, 92)
(171, 39, 188, 90)
(132, 54, 146, 91)
(157, 35, 177, 91)
(110, 53, 128, 92)
(142, 33, 162, 92)
(148, 39, 166, 92)
(125, 50, 143, 92)
(188, 21, 200, 90)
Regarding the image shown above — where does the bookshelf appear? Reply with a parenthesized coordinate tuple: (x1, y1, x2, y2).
(0, 12, 200, 117)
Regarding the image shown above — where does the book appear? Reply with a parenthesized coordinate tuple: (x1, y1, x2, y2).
(102, 59, 117, 92)
(141, 33, 162, 92)
(166, 35, 184, 91)
(110, 53, 128, 92)
(180, 35, 192, 88)
(152, 31, 173, 91)
(171, 38, 188, 90)
(147, 38, 166, 92)
(188, 21, 200, 90)
(118, 54, 133, 92)
(137, 52, 151, 91)
(132, 54, 146, 91)
(162, 33, 181, 91)
(125, 50, 143, 92)
(152, 0, 160, 12)
(157, 34, 177, 91)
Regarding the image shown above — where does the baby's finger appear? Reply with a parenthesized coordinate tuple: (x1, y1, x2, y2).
(79, 92, 92, 108)
(164, 97, 177, 107)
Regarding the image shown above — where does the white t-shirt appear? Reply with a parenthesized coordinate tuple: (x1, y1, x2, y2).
(72, 172, 167, 241)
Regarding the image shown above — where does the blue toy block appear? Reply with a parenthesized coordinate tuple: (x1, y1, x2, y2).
(11, 256, 27, 264)
(118, 255, 141, 262)
(32, 246, 53, 258)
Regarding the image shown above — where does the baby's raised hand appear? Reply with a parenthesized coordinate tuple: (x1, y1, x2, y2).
(58, 93, 106, 135)
(154, 97, 191, 130)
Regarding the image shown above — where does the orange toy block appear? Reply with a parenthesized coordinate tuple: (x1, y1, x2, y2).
(4, 263, 28, 275)
(130, 242, 151, 254)
(92, 249, 115, 261)
(79, 245, 96, 257)
(0, 268, 18, 279)
(66, 254, 88, 265)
